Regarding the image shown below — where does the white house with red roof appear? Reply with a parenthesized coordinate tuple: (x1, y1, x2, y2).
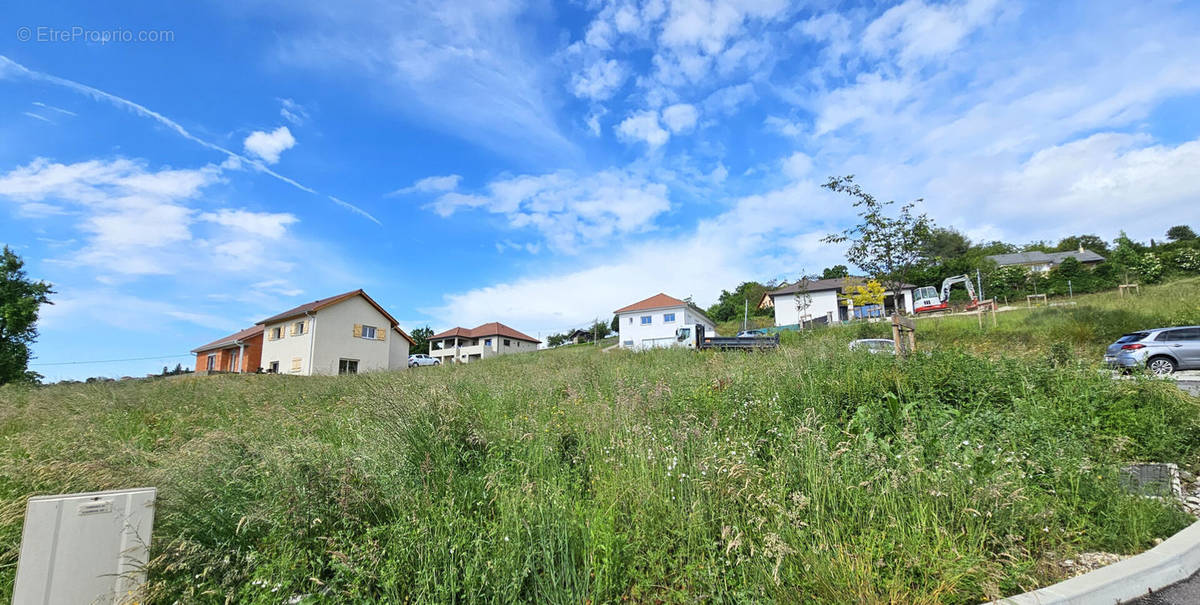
(428, 322, 540, 364)
(257, 289, 416, 376)
(614, 293, 719, 350)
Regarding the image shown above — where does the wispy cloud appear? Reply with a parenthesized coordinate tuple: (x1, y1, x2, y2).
(388, 174, 462, 196)
(32, 101, 77, 116)
(263, 0, 580, 164)
(0, 55, 379, 224)
(22, 111, 54, 124)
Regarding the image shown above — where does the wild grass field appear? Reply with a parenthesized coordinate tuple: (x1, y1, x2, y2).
(1, 279, 1198, 603)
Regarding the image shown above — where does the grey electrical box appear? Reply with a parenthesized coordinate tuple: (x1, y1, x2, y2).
(12, 487, 157, 605)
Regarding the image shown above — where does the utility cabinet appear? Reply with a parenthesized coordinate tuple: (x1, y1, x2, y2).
(12, 487, 157, 605)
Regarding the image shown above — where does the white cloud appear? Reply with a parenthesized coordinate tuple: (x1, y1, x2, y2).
(781, 151, 811, 180)
(199, 209, 299, 239)
(243, 126, 296, 164)
(616, 110, 670, 148)
(661, 103, 698, 133)
(572, 59, 628, 101)
(924, 133, 1200, 243)
(390, 174, 462, 195)
(862, 0, 1004, 67)
(425, 168, 672, 253)
(0, 157, 311, 277)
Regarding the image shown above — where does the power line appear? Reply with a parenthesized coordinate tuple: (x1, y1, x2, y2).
(30, 353, 193, 367)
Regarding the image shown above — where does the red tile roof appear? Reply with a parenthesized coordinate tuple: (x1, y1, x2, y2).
(431, 322, 540, 343)
(613, 293, 685, 314)
(614, 293, 714, 323)
(256, 289, 415, 345)
(191, 325, 264, 354)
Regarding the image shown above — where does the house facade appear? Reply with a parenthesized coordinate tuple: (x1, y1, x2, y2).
(985, 248, 1105, 273)
(615, 293, 718, 350)
(191, 325, 263, 374)
(429, 322, 540, 364)
(764, 277, 915, 327)
(257, 289, 415, 376)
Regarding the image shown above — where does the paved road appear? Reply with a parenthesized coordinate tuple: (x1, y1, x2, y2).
(1178, 380, 1200, 397)
(1128, 567, 1200, 604)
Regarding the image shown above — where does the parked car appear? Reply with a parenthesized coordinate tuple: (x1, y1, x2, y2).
(408, 353, 440, 368)
(736, 329, 767, 338)
(1105, 326, 1200, 375)
(848, 339, 896, 355)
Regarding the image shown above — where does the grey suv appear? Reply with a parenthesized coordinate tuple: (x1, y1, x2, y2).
(1105, 326, 1200, 375)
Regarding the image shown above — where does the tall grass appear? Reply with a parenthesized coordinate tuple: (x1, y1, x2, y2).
(0, 279, 1197, 603)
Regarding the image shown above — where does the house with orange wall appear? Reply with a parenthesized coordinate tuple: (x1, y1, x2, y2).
(191, 325, 264, 374)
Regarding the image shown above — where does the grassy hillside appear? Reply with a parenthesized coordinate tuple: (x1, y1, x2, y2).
(1, 279, 1198, 603)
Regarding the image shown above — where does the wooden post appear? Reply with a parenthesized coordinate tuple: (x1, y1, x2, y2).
(891, 314, 916, 356)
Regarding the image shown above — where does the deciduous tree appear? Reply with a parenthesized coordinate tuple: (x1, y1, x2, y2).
(0, 246, 54, 385)
(822, 176, 934, 311)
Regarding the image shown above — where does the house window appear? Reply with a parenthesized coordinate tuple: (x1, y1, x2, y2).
(640, 316, 652, 325)
(293, 320, 306, 335)
(268, 361, 279, 373)
(485, 338, 492, 346)
(628, 317, 633, 324)
(623, 340, 634, 347)
(663, 313, 675, 323)
(338, 359, 358, 375)
(361, 325, 377, 339)
(206, 354, 215, 370)
(271, 326, 283, 340)
(504, 339, 511, 346)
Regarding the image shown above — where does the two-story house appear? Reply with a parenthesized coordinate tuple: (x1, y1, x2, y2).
(257, 289, 415, 375)
(428, 322, 539, 364)
(615, 293, 718, 350)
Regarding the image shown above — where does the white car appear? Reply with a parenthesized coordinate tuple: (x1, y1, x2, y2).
(408, 354, 439, 367)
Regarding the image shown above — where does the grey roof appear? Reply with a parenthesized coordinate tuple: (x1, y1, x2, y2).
(767, 276, 915, 297)
(986, 249, 1105, 267)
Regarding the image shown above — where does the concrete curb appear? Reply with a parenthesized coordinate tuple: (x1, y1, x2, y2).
(992, 521, 1200, 604)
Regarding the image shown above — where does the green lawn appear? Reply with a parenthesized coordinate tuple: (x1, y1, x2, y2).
(1, 279, 1198, 603)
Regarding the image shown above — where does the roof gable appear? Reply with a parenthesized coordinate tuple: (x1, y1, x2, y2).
(614, 293, 686, 314)
(191, 325, 264, 353)
(431, 322, 540, 343)
(256, 289, 415, 345)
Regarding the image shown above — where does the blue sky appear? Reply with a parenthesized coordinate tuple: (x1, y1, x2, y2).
(2, 0, 1199, 380)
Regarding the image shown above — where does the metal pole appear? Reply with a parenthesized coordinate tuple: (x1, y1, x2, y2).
(976, 268, 984, 302)
(743, 298, 748, 332)
(1068, 280, 1073, 299)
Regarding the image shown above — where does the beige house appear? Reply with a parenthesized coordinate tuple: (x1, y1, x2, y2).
(258, 289, 415, 375)
(429, 322, 540, 364)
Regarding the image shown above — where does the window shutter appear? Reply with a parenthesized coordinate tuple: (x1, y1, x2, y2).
(288, 324, 295, 336)
(353, 324, 362, 338)
(376, 329, 386, 342)
(291, 357, 301, 372)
